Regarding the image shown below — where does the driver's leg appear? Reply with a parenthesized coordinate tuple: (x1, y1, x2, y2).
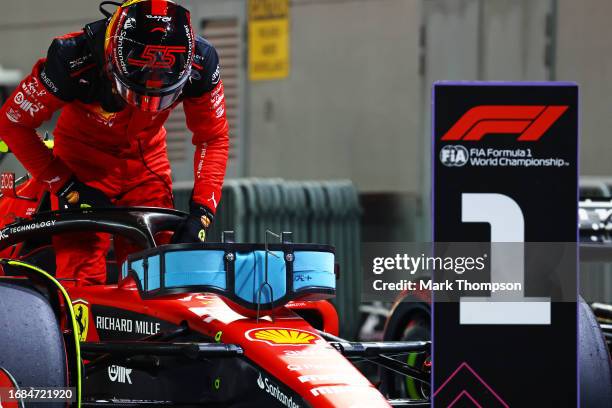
(53, 231, 111, 286)
(51, 179, 117, 286)
(112, 154, 174, 268)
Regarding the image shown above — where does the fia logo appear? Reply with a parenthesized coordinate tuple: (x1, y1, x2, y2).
(440, 145, 469, 167)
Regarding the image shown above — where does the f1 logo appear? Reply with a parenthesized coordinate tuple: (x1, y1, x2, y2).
(442, 105, 568, 141)
(128, 45, 186, 69)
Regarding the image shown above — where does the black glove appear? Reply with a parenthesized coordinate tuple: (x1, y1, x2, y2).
(172, 203, 214, 243)
(57, 177, 112, 209)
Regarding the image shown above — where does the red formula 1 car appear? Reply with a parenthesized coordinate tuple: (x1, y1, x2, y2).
(0, 172, 430, 408)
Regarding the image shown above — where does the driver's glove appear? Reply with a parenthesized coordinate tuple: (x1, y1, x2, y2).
(172, 203, 213, 243)
(57, 177, 112, 209)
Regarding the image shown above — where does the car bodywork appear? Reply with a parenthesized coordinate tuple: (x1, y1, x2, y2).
(0, 176, 431, 408)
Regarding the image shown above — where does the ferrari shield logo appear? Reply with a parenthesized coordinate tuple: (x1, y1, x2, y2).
(245, 327, 319, 346)
(73, 301, 89, 342)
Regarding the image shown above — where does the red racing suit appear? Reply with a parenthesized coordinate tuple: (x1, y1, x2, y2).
(0, 20, 229, 285)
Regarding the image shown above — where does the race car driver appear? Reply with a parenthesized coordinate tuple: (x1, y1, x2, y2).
(0, 0, 229, 285)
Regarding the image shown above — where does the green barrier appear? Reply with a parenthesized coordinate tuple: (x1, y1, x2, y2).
(209, 180, 247, 242)
(281, 182, 309, 242)
(322, 180, 362, 338)
(241, 180, 258, 242)
(303, 181, 329, 243)
(253, 178, 284, 236)
(174, 179, 362, 338)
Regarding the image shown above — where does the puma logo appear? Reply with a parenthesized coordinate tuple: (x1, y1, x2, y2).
(43, 176, 60, 188)
(207, 192, 218, 209)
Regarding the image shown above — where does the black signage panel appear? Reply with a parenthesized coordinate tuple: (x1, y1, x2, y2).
(433, 82, 578, 407)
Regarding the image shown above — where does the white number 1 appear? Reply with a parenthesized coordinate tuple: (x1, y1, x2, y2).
(459, 193, 551, 325)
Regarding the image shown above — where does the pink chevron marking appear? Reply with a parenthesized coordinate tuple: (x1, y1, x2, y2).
(447, 390, 483, 408)
(433, 362, 509, 408)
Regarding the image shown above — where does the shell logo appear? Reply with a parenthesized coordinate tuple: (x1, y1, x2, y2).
(245, 327, 319, 346)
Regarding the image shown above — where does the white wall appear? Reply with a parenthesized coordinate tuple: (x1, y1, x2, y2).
(556, 0, 612, 176)
(0, 1, 102, 74)
(247, 0, 422, 193)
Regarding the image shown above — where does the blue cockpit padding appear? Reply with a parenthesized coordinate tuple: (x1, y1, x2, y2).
(293, 251, 335, 291)
(130, 255, 161, 290)
(234, 251, 286, 303)
(123, 248, 335, 305)
(164, 250, 226, 290)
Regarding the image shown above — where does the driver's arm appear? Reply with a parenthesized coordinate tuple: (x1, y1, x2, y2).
(0, 39, 75, 194)
(183, 41, 229, 217)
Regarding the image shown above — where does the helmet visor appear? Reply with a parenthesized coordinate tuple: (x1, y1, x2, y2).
(112, 70, 186, 112)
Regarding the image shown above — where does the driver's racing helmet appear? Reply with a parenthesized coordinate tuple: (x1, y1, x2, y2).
(104, 0, 195, 112)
